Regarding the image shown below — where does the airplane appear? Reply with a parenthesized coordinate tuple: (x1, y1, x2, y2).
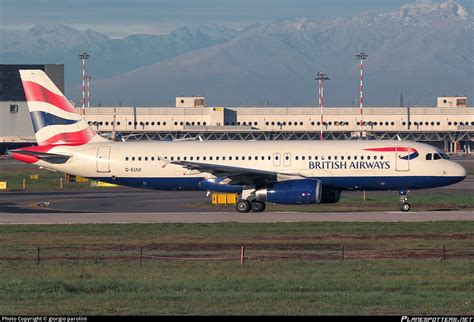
(10, 69, 467, 213)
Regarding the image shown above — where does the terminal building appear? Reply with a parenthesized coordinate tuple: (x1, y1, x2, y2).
(1, 64, 473, 154)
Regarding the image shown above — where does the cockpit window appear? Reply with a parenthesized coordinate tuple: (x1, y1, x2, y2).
(433, 153, 442, 160)
(440, 153, 450, 160)
(426, 153, 432, 160)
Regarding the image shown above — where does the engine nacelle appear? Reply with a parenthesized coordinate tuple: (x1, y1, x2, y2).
(320, 189, 341, 204)
(255, 179, 322, 205)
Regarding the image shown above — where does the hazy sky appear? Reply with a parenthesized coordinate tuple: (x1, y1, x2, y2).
(0, 0, 452, 37)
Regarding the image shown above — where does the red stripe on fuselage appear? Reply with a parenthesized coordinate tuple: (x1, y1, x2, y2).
(364, 147, 417, 153)
(22, 81, 76, 113)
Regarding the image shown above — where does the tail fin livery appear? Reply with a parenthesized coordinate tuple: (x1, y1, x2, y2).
(19, 69, 108, 146)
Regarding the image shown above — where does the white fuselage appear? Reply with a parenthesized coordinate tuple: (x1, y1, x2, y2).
(31, 140, 466, 192)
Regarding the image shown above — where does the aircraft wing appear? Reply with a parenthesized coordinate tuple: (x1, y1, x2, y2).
(167, 160, 305, 185)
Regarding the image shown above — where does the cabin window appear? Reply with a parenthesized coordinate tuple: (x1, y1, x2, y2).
(295, 156, 299, 161)
(138, 157, 142, 161)
(144, 157, 148, 161)
(197, 156, 200, 161)
(125, 157, 129, 161)
(190, 156, 193, 161)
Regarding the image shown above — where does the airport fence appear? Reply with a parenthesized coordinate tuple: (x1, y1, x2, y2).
(0, 244, 472, 265)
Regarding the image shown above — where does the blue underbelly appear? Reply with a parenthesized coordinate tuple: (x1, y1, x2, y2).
(93, 175, 464, 191)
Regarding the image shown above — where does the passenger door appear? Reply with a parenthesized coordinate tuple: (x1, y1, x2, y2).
(395, 146, 410, 172)
(96, 146, 111, 173)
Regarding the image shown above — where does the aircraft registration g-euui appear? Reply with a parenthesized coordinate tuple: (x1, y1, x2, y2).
(11, 70, 467, 213)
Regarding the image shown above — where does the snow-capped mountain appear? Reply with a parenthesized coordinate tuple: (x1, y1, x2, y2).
(0, 24, 240, 88)
(1, 0, 472, 107)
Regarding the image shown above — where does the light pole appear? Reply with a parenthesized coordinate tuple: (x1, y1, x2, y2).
(78, 52, 90, 116)
(356, 51, 368, 138)
(86, 75, 93, 109)
(315, 72, 329, 140)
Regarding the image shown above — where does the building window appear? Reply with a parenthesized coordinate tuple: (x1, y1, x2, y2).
(10, 105, 18, 113)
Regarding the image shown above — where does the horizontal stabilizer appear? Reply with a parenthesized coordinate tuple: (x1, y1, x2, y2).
(11, 149, 71, 164)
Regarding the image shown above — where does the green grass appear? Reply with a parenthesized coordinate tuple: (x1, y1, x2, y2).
(0, 260, 472, 315)
(0, 222, 473, 315)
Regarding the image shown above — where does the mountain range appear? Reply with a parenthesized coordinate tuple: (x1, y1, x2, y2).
(1, 0, 472, 107)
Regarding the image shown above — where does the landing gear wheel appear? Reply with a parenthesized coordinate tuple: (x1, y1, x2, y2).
(236, 199, 251, 213)
(251, 200, 266, 213)
(400, 203, 411, 212)
(398, 189, 411, 212)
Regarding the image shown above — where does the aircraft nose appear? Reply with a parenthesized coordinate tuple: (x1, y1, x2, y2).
(451, 162, 467, 181)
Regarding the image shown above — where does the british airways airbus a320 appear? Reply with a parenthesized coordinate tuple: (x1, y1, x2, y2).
(11, 70, 467, 213)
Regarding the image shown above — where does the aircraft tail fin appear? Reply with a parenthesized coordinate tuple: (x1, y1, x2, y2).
(19, 69, 108, 146)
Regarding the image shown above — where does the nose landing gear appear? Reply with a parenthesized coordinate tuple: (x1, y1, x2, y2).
(399, 190, 411, 212)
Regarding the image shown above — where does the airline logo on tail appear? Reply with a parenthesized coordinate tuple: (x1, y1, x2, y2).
(20, 70, 98, 146)
(364, 147, 419, 160)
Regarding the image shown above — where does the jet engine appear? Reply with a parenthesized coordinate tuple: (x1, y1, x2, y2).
(255, 179, 322, 204)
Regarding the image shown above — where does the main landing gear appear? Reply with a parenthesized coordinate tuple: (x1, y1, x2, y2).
(399, 190, 411, 212)
(235, 186, 266, 213)
(236, 199, 266, 213)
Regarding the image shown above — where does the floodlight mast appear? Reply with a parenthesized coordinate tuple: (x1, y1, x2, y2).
(86, 75, 93, 109)
(356, 51, 368, 138)
(315, 72, 330, 140)
(78, 52, 90, 116)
